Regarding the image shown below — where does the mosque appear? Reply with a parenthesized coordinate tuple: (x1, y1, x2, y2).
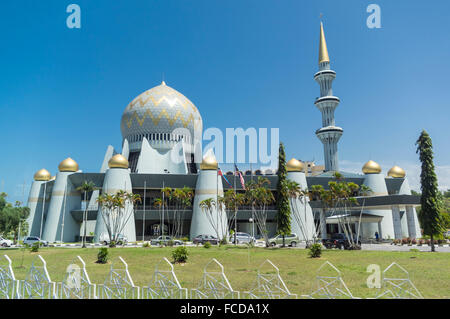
(26, 23, 421, 243)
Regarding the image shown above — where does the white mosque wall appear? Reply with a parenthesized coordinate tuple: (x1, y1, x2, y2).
(42, 172, 80, 242)
(26, 180, 49, 237)
(190, 170, 227, 240)
(136, 137, 187, 174)
(94, 167, 136, 243)
(362, 173, 395, 240)
(122, 139, 129, 160)
(287, 171, 315, 241)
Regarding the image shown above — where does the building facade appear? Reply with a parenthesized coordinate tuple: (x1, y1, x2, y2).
(26, 22, 421, 243)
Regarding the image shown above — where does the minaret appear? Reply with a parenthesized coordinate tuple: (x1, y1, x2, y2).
(314, 22, 343, 172)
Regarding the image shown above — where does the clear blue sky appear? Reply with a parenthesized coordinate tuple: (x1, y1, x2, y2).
(1, 0, 449, 202)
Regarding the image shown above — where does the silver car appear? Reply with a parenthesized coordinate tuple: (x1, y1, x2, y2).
(230, 232, 255, 244)
(23, 236, 48, 247)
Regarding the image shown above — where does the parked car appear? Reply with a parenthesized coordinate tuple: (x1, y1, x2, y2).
(0, 236, 13, 247)
(23, 236, 48, 247)
(322, 233, 361, 250)
(193, 234, 218, 245)
(229, 232, 255, 244)
(150, 236, 183, 246)
(268, 234, 300, 247)
(100, 233, 128, 246)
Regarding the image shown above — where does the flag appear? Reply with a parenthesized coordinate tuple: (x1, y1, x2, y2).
(234, 164, 246, 190)
(218, 168, 232, 188)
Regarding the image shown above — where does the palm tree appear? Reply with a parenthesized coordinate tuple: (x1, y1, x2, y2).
(153, 197, 163, 236)
(76, 181, 96, 248)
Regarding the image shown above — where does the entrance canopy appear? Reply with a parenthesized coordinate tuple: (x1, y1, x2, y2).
(326, 213, 383, 224)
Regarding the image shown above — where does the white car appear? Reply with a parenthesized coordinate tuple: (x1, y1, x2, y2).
(0, 236, 13, 247)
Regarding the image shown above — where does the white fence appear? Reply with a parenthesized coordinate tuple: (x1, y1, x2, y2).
(0, 255, 422, 299)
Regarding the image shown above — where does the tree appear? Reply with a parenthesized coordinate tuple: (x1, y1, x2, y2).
(199, 197, 228, 242)
(76, 181, 97, 247)
(97, 191, 141, 247)
(416, 130, 445, 252)
(221, 190, 246, 245)
(0, 194, 30, 242)
(309, 172, 363, 249)
(286, 180, 315, 246)
(275, 143, 291, 247)
(245, 177, 275, 247)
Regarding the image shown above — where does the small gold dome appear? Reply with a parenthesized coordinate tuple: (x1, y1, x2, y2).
(388, 166, 406, 178)
(362, 160, 382, 174)
(286, 158, 305, 172)
(200, 155, 218, 170)
(108, 154, 129, 169)
(34, 169, 51, 181)
(58, 157, 79, 172)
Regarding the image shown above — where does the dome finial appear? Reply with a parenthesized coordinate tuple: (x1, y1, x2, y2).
(362, 160, 382, 174)
(319, 21, 330, 64)
(34, 168, 51, 181)
(286, 158, 305, 172)
(388, 165, 406, 178)
(108, 154, 129, 169)
(58, 157, 79, 172)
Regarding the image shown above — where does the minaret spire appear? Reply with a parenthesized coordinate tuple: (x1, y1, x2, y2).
(314, 21, 343, 172)
(319, 22, 330, 65)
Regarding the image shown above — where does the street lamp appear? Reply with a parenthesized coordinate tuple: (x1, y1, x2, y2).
(249, 218, 254, 243)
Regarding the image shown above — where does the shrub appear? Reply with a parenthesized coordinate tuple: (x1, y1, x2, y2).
(97, 248, 109, 264)
(172, 246, 188, 263)
(411, 239, 417, 245)
(30, 242, 39, 253)
(308, 243, 322, 258)
(143, 242, 150, 248)
(219, 238, 228, 246)
(203, 241, 211, 249)
(167, 240, 174, 247)
(109, 240, 116, 248)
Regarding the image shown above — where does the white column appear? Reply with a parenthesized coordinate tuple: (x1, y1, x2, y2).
(391, 206, 403, 239)
(320, 209, 327, 239)
(406, 206, 418, 238)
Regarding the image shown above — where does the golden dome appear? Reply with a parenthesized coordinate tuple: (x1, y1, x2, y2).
(388, 165, 406, 178)
(200, 155, 218, 170)
(58, 157, 79, 172)
(362, 160, 382, 174)
(108, 154, 129, 169)
(286, 158, 305, 172)
(34, 169, 51, 181)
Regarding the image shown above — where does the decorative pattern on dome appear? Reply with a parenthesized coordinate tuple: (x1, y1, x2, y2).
(120, 82, 203, 144)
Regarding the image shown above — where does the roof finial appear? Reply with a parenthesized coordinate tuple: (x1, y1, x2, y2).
(319, 20, 330, 65)
(161, 72, 166, 85)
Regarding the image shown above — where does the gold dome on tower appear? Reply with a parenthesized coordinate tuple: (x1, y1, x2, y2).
(286, 158, 305, 172)
(34, 169, 51, 181)
(58, 157, 79, 172)
(388, 165, 406, 178)
(362, 160, 382, 174)
(108, 154, 129, 169)
(200, 155, 218, 170)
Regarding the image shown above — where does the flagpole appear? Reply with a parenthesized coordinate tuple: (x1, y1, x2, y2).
(162, 181, 165, 237)
(142, 180, 146, 242)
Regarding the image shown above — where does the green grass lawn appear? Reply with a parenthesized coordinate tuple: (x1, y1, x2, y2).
(1, 246, 449, 298)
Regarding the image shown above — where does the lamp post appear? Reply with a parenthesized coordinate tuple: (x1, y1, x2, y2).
(249, 217, 254, 243)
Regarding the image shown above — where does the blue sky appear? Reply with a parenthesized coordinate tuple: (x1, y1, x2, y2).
(0, 0, 449, 202)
